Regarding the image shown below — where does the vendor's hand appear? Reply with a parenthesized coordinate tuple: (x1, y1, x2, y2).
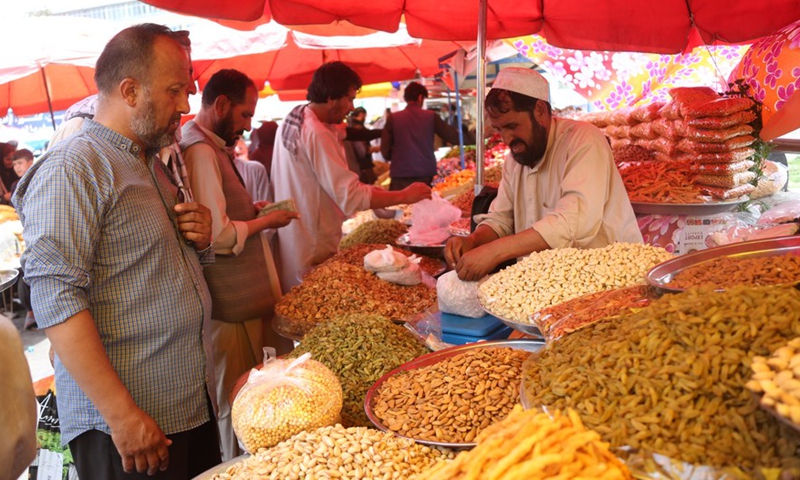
(264, 209, 300, 229)
(454, 245, 497, 282)
(402, 183, 432, 204)
(253, 201, 270, 213)
(109, 407, 172, 476)
(444, 235, 474, 269)
(174, 202, 212, 251)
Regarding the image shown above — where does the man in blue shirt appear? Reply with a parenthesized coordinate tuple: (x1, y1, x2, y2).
(13, 24, 219, 479)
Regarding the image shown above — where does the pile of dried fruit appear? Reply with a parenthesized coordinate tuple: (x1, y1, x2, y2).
(372, 347, 529, 444)
(289, 315, 429, 427)
(668, 253, 800, 289)
(340, 219, 408, 250)
(747, 337, 800, 427)
(522, 284, 800, 470)
(275, 261, 436, 338)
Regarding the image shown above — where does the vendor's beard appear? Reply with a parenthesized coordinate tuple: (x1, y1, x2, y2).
(131, 97, 178, 152)
(510, 119, 548, 169)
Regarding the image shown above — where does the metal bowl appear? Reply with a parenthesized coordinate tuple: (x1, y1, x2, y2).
(0, 269, 18, 293)
(646, 235, 800, 293)
(395, 233, 447, 259)
(364, 338, 545, 449)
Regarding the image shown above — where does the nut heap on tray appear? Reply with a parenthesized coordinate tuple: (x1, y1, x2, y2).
(479, 243, 672, 323)
(372, 347, 529, 444)
(274, 247, 437, 338)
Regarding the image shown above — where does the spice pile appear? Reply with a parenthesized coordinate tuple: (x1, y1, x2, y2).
(289, 315, 429, 427)
(522, 284, 800, 470)
(372, 347, 529, 444)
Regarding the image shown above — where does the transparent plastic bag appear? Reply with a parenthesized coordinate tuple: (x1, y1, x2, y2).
(231, 353, 343, 452)
(363, 245, 409, 273)
(529, 285, 656, 342)
(376, 257, 422, 285)
(758, 199, 800, 225)
(404, 310, 449, 351)
(408, 193, 462, 245)
(436, 270, 485, 318)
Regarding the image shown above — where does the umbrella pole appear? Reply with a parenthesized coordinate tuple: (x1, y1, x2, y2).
(40, 68, 57, 131)
(474, 0, 487, 194)
(455, 72, 465, 170)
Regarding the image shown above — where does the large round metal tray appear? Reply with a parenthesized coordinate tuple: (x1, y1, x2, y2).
(364, 338, 545, 449)
(646, 235, 800, 293)
(396, 233, 447, 259)
(631, 198, 748, 215)
(192, 453, 249, 480)
(476, 276, 543, 338)
(0, 269, 18, 293)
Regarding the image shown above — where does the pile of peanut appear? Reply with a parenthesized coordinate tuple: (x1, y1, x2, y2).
(479, 243, 672, 323)
(747, 337, 800, 426)
(211, 424, 455, 480)
(372, 347, 529, 444)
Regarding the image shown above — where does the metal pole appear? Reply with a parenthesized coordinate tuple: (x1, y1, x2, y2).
(40, 68, 57, 130)
(475, 0, 487, 195)
(454, 71, 465, 170)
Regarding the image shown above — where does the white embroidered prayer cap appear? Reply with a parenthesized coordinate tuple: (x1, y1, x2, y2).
(490, 67, 550, 103)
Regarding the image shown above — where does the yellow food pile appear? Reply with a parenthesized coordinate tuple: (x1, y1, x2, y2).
(232, 355, 343, 452)
(433, 169, 475, 194)
(415, 405, 631, 479)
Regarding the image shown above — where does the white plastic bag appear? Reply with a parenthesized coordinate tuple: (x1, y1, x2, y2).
(436, 270, 485, 318)
(363, 245, 409, 273)
(377, 256, 422, 285)
(409, 193, 462, 245)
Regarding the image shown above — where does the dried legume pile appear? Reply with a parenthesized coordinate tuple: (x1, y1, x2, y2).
(212, 424, 455, 480)
(333, 243, 443, 276)
(668, 253, 800, 289)
(339, 219, 408, 250)
(289, 315, 429, 427)
(479, 243, 672, 322)
(522, 284, 800, 470)
(373, 347, 528, 444)
(275, 262, 436, 337)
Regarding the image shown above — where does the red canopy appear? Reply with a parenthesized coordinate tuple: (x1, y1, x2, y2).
(191, 23, 468, 91)
(142, 0, 800, 53)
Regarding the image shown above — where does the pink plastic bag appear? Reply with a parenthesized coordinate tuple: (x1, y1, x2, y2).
(409, 193, 462, 245)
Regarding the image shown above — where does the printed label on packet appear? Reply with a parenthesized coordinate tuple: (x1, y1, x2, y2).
(258, 198, 297, 218)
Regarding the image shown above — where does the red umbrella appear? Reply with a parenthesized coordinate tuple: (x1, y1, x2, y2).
(142, 0, 800, 52)
(0, 17, 117, 121)
(191, 23, 468, 91)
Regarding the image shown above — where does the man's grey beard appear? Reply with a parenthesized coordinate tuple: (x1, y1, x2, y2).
(131, 96, 176, 153)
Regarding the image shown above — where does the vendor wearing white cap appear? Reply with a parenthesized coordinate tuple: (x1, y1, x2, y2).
(445, 67, 641, 280)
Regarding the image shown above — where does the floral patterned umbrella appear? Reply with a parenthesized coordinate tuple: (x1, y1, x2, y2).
(508, 35, 749, 110)
(729, 19, 800, 141)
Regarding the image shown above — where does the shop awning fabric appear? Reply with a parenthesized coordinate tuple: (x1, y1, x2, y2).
(141, 0, 800, 53)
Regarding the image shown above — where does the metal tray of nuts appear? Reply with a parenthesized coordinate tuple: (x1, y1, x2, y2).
(476, 276, 543, 338)
(646, 235, 800, 293)
(364, 338, 545, 449)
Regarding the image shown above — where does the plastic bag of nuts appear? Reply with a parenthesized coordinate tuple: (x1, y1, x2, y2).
(231, 353, 343, 452)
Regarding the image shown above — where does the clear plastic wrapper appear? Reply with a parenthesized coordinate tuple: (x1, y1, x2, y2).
(676, 136, 756, 154)
(631, 101, 666, 123)
(680, 96, 755, 118)
(231, 354, 343, 453)
(630, 121, 659, 139)
(706, 223, 799, 248)
(697, 182, 755, 200)
(684, 110, 757, 129)
(694, 171, 756, 189)
(759, 200, 800, 225)
(529, 285, 657, 341)
(751, 160, 789, 199)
